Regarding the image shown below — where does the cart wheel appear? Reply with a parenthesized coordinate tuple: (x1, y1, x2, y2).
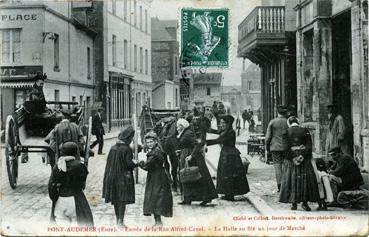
(5, 115, 19, 189)
(84, 116, 92, 168)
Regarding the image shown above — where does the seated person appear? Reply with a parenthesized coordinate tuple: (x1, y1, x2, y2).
(29, 73, 47, 114)
(328, 146, 364, 205)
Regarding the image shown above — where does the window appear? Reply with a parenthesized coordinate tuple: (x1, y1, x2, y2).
(134, 44, 137, 71)
(80, 95, 83, 106)
(1, 29, 21, 64)
(248, 81, 252, 90)
(55, 90, 60, 102)
(175, 88, 178, 107)
(145, 9, 148, 33)
(174, 56, 178, 75)
(86, 96, 91, 108)
(123, 0, 127, 21)
(139, 47, 143, 73)
(124, 40, 128, 69)
(87, 47, 91, 79)
(112, 0, 116, 15)
(134, 0, 137, 26)
(53, 34, 59, 70)
(207, 87, 211, 96)
(145, 49, 148, 74)
(139, 6, 143, 30)
(112, 34, 116, 66)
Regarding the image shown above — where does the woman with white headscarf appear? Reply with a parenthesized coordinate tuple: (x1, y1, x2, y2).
(175, 118, 217, 206)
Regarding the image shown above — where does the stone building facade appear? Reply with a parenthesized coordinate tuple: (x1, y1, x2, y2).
(0, 1, 96, 127)
(92, 0, 152, 130)
(151, 18, 180, 110)
(192, 72, 222, 107)
(241, 63, 261, 112)
(295, 0, 368, 167)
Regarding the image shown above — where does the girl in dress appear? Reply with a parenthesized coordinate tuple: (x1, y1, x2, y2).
(139, 131, 173, 227)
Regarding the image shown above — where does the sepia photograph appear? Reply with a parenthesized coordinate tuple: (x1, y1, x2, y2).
(0, 0, 368, 236)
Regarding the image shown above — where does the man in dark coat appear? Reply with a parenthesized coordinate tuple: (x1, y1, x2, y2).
(90, 108, 105, 155)
(328, 146, 364, 205)
(265, 105, 289, 192)
(29, 73, 47, 113)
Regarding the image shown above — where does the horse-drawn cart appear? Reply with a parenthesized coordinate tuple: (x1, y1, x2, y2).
(4, 101, 92, 189)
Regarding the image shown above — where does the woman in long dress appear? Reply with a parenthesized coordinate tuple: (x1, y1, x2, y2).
(279, 117, 320, 211)
(48, 142, 94, 227)
(206, 115, 250, 201)
(139, 131, 173, 227)
(102, 126, 139, 228)
(176, 118, 218, 206)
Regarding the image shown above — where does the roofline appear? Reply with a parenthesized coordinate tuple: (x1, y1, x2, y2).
(0, 4, 97, 37)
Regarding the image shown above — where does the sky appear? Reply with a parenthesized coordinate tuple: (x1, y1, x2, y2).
(150, 0, 260, 86)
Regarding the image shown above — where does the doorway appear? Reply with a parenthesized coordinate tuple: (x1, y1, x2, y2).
(332, 10, 353, 155)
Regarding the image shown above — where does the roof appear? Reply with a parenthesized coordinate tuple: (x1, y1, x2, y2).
(151, 17, 175, 42)
(193, 73, 222, 85)
(222, 85, 241, 93)
(162, 20, 178, 28)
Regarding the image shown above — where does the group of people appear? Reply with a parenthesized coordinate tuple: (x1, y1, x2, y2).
(241, 109, 255, 131)
(266, 104, 366, 211)
(46, 102, 251, 228)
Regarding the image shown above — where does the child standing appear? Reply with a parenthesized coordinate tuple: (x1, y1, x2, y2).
(139, 131, 173, 227)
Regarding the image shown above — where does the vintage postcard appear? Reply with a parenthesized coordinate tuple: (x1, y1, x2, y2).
(0, 0, 368, 236)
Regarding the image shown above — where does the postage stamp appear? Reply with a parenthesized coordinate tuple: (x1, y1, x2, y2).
(180, 8, 229, 68)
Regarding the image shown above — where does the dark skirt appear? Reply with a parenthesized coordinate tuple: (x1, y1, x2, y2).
(75, 191, 94, 226)
(143, 168, 173, 217)
(217, 149, 250, 196)
(179, 148, 218, 202)
(279, 157, 320, 204)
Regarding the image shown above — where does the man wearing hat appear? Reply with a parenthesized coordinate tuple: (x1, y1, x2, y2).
(29, 73, 47, 113)
(326, 104, 349, 156)
(265, 104, 289, 192)
(90, 108, 105, 155)
(327, 146, 363, 206)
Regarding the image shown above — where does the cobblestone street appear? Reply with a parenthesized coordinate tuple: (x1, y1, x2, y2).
(1, 128, 368, 236)
(1, 130, 258, 236)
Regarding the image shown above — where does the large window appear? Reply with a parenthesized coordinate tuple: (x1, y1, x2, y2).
(134, 0, 137, 26)
(207, 87, 211, 96)
(145, 9, 148, 33)
(53, 34, 59, 70)
(112, 0, 116, 15)
(124, 40, 128, 69)
(87, 47, 91, 79)
(123, 0, 127, 21)
(139, 6, 143, 30)
(139, 47, 143, 73)
(145, 49, 148, 74)
(134, 44, 137, 71)
(1, 29, 21, 64)
(175, 88, 178, 107)
(112, 34, 116, 66)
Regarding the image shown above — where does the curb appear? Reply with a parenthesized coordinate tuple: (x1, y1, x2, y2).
(245, 193, 274, 216)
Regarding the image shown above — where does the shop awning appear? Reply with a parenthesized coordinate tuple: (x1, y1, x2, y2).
(0, 81, 34, 88)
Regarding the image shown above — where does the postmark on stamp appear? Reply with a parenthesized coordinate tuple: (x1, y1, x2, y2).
(180, 8, 229, 68)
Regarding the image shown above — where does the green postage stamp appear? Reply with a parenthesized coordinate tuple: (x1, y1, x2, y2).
(180, 8, 229, 68)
